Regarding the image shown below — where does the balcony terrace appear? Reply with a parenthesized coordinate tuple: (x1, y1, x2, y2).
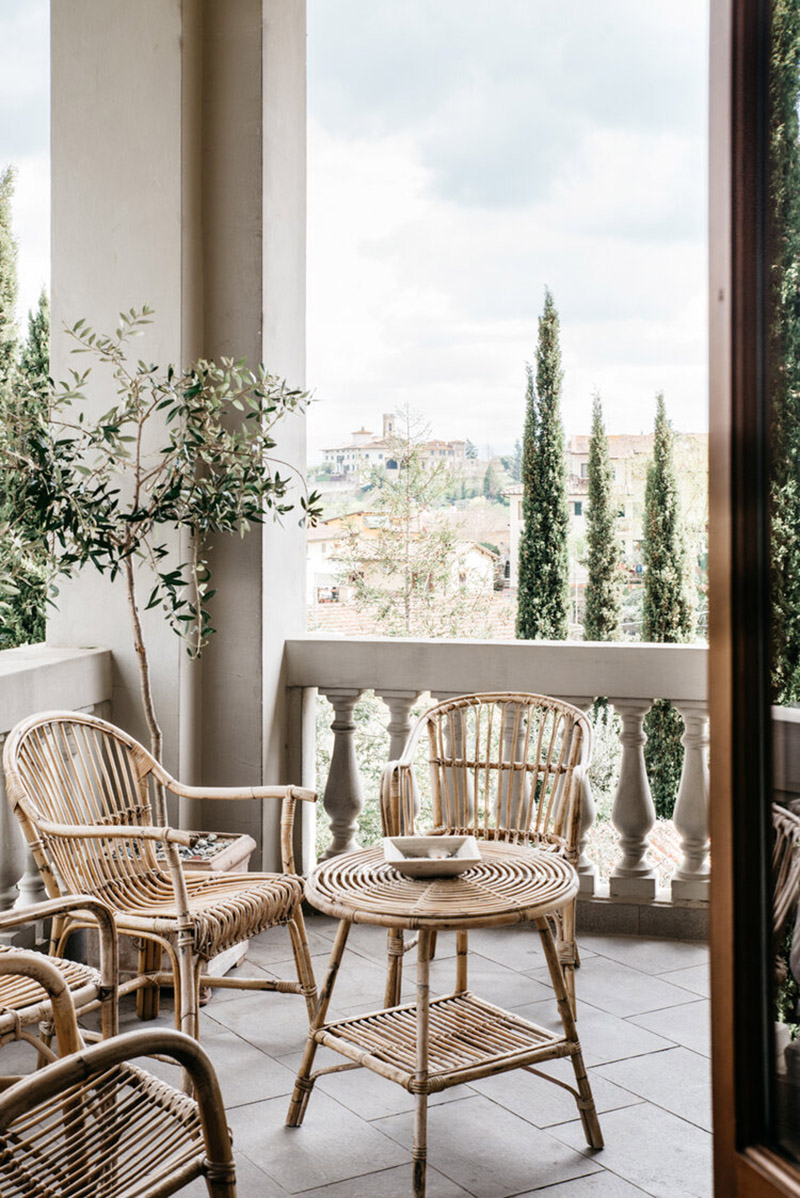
(0, 638, 714, 1195)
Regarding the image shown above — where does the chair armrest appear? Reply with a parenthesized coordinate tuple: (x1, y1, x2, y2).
(35, 819, 198, 848)
(153, 768, 316, 805)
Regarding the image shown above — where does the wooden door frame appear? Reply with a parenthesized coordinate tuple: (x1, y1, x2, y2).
(710, 0, 800, 1191)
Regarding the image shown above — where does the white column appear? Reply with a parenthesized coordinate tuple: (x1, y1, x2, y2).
(50, 1, 308, 874)
(561, 696, 597, 897)
(609, 699, 657, 900)
(376, 690, 419, 760)
(321, 689, 365, 857)
(671, 701, 710, 901)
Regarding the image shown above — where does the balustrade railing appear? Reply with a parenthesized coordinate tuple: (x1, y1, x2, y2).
(286, 636, 709, 908)
(0, 645, 112, 943)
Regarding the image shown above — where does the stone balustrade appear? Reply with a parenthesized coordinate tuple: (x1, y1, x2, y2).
(285, 636, 709, 923)
(0, 645, 112, 943)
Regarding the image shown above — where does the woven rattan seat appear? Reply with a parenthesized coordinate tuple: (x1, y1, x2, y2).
(0, 896, 117, 1070)
(380, 692, 590, 1009)
(3, 710, 318, 1039)
(0, 951, 235, 1196)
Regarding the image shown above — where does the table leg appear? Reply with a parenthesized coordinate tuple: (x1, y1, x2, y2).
(535, 916, 604, 1150)
(286, 918, 351, 1128)
(413, 927, 432, 1198)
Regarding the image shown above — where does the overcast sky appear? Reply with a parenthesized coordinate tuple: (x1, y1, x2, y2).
(1, 0, 708, 462)
(306, 0, 709, 459)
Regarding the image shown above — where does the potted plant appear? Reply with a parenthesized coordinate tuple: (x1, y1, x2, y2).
(2, 306, 321, 823)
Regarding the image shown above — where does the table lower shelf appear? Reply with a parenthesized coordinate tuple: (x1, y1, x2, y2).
(312, 990, 575, 1093)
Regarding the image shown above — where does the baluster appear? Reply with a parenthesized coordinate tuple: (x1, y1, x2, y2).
(671, 701, 710, 901)
(376, 690, 420, 761)
(609, 699, 657, 900)
(320, 688, 365, 858)
(561, 695, 597, 897)
(16, 851, 48, 910)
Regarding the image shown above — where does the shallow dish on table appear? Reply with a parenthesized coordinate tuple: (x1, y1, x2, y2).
(382, 835, 481, 877)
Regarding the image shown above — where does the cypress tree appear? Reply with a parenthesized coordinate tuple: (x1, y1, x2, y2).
(0, 166, 19, 381)
(770, 0, 800, 703)
(20, 288, 49, 388)
(642, 393, 695, 817)
(0, 179, 47, 648)
(516, 287, 569, 639)
(584, 391, 622, 640)
(642, 393, 694, 642)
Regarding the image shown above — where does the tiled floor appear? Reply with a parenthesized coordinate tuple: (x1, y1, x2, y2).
(129, 916, 712, 1197)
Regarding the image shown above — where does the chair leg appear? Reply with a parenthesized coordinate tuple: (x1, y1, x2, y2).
(385, 927, 404, 1008)
(455, 930, 469, 992)
(535, 915, 603, 1150)
(136, 940, 162, 1020)
(177, 937, 201, 1040)
(287, 906, 319, 1020)
(556, 901, 579, 1018)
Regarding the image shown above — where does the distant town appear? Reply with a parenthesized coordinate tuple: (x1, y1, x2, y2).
(307, 412, 708, 641)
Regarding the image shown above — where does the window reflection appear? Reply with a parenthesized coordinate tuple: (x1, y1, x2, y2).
(770, 0, 800, 1160)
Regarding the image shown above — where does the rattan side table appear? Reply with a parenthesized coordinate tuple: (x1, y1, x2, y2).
(286, 841, 603, 1197)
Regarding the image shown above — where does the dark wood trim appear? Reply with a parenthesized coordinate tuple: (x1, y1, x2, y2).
(710, 0, 800, 1191)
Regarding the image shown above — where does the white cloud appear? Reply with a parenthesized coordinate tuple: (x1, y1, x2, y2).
(306, 2, 709, 461)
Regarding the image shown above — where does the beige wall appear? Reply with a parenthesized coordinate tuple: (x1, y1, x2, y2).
(49, 0, 308, 868)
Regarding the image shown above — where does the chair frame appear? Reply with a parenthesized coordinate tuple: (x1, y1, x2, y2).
(379, 691, 590, 1009)
(3, 710, 318, 1039)
(0, 952, 236, 1197)
(0, 895, 118, 1077)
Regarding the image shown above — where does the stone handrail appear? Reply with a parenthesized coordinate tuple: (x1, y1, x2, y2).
(0, 646, 112, 940)
(285, 636, 709, 906)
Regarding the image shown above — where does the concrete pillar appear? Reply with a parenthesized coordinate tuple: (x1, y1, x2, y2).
(49, 1, 307, 869)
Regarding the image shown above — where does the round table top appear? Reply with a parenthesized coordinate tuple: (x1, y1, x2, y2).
(306, 841, 578, 930)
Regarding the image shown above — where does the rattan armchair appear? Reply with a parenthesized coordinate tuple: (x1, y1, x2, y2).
(0, 895, 117, 1076)
(380, 692, 590, 1008)
(0, 950, 236, 1196)
(3, 710, 318, 1039)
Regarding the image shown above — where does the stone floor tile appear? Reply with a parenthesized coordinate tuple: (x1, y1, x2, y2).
(658, 962, 710, 998)
(298, 1162, 473, 1196)
(278, 1044, 469, 1118)
(449, 925, 552, 971)
(428, 951, 555, 1009)
(575, 935, 708, 977)
(527, 956, 701, 1018)
(375, 1093, 603, 1197)
(180, 1148, 290, 1197)
(509, 997, 677, 1067)
(244, 921, 340, 967)
(197, 988, 319, 1059)
(550, 1103, 712, 1198)
(595, 1046, 711, 1131)
(515, 1171, 649, 1195)
(628, 999, 710, 1058)
(471, 1061, 643, 1128)
(227, 1091, 409, 1193)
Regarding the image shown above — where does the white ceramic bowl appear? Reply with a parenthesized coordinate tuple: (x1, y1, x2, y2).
(382, 835, 481, 878)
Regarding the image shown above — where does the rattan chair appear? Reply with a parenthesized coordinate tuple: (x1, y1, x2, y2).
(380, 692, 590, 1008)
(0, 950, 236, 1196)
(0, 895, 117, 1076)
(3, 710, 318, 1039)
